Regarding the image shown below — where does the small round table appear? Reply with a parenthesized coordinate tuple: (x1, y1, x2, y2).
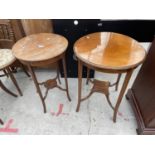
(12, 33, 71, 113)
(74, 32, 146, 122)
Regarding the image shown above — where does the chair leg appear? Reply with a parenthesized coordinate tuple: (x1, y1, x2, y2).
(3, 69, 9, 77)
(0, 80, 18, 97)
(10, 66, 17, 73)
(6, 67, 23, 96)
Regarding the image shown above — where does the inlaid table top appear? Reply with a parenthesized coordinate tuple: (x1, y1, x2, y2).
(74, 32, 146, 70)
(12, 33, 68, 62)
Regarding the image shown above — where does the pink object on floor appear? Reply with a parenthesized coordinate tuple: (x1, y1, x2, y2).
(56, 104, 63, 116)
(51, 104, 69, 116)
(0, 119, 18, 133)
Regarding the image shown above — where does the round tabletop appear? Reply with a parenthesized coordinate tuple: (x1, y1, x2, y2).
(74, 32, 146, 70)
(12, 33, 68, 62)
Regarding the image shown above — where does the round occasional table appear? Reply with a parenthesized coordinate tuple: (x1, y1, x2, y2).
(74, 32, 146, 122)
(12, 33, 71, 113)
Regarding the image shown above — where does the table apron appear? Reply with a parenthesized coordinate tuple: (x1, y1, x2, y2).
(17, 53, 65, 67)
(79, 59, 137, 74)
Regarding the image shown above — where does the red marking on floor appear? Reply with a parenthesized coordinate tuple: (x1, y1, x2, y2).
(51, 104, 69, 116)
(56, 104, 63, 116)
(0, 119, 18, 133)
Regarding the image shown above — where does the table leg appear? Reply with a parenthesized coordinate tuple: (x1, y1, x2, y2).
(62, 56, 71, 101)
(56, 61, 61, 84)
(20, 63, 30, 77)
(0, 118, 3, 125)
(28, 65, 47, 113)
(6, 67, 23, 96)
(76, 59, 83, 112)
(0, 80, 18, 97)
(113, 69, 133, 122)
(86, 68, 90, 85)
(115, 73, 122, 91)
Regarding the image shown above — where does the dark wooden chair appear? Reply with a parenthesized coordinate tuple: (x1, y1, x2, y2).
(0, 20, 29, 125)
(0, 20, 30, 77)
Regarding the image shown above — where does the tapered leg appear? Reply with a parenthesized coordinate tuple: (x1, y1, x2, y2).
(20, 64, 30, 77)
(6, 67, 23, 96)
(62, 56, 71, 101)
(115, 73, 122, 91)
(76, 59, 83, 112)
(106, 94, 114, 110)
(86, 68, 90, 85)
(10, 66, 17, 73)
(3, 69, 9, 77)
(56, 61, 61, 84)
(113, 70, 133, 122)
(0, 80, 18, 97)
(28, 65, 46, 113)
(0, 118, 3, 125)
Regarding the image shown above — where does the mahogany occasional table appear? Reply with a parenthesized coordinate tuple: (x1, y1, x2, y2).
(12, 33, 71, 113)
(74, 32, 146, 122)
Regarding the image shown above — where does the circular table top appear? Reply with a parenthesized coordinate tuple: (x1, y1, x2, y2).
(0, 49, 16, 70)
(12, 33, 68, 62)
(74, 32, 146, 70)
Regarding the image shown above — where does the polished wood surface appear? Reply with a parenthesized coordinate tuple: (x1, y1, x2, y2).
(12, 33, 68, 62)
(75, 32, 146, 122)
(12, 33, 70, 113)
(74, 32, 146, 70)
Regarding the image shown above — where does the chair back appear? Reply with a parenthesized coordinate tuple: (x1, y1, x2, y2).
(0, 20, 15, 48)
